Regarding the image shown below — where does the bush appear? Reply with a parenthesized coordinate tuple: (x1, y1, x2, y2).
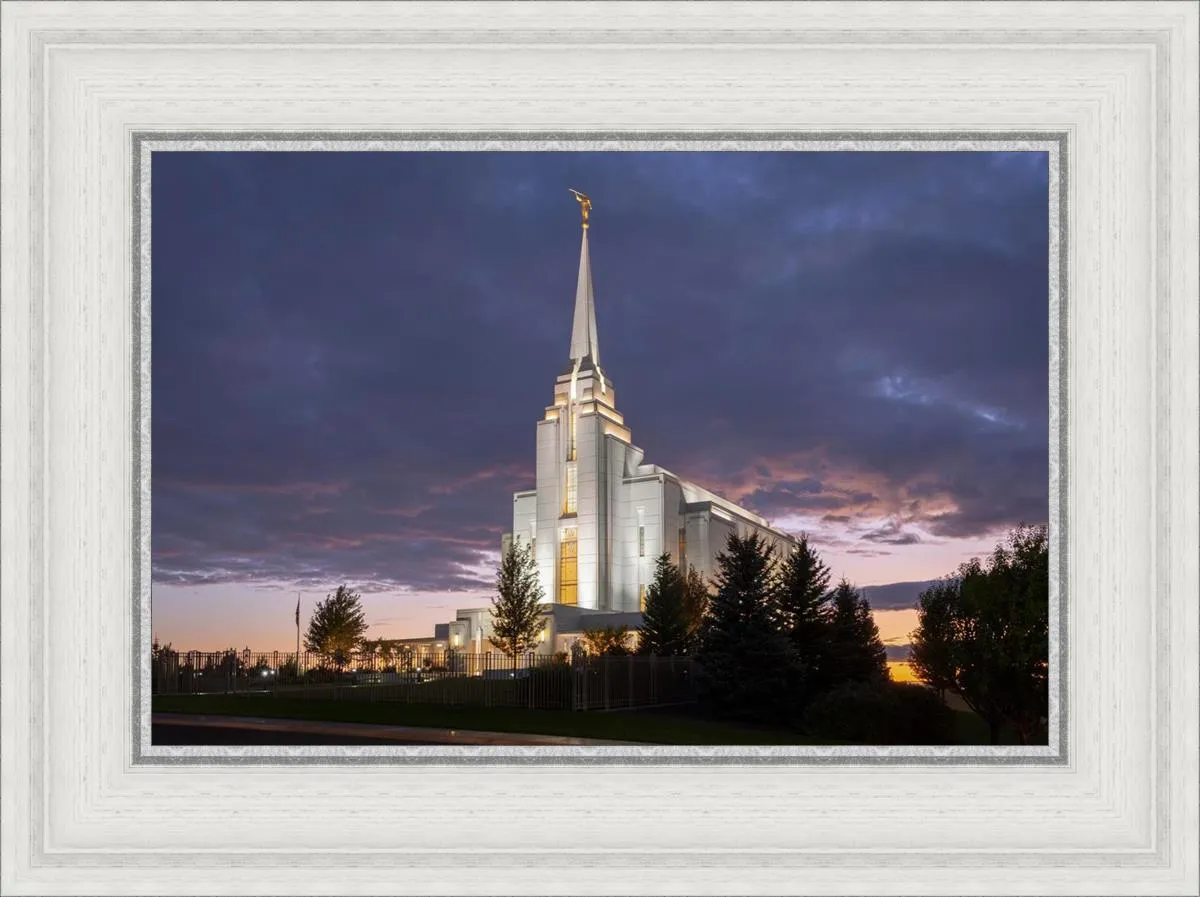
(528, 662, 572, 687)
(801, 681, 955, 745)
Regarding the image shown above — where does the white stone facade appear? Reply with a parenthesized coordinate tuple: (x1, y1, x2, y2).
(404, 208, 798, 650)
(505, 217, 797, 615)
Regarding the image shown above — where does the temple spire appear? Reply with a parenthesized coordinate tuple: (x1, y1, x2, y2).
(567, 190, 600, 369)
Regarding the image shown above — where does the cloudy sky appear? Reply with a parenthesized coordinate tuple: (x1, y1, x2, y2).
(151, 150, 1049, 652)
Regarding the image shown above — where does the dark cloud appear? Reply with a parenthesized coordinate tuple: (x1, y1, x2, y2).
(860, 519, 924, 546)
(152, 151, 1048, 591)
(860, 580, 940, 611)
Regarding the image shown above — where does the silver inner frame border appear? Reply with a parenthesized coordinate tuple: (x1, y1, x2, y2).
(133, 132, 1067, 766)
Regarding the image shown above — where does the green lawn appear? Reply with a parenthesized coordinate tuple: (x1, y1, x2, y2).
(152, 694, 834, 745)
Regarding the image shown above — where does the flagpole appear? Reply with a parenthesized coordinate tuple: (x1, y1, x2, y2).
(295, 591, 301, 678)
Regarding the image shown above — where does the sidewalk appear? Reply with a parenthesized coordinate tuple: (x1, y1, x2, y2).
(152, 712, 640, 746)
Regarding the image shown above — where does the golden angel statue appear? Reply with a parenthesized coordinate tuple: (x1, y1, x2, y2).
(568, 188, 591, 227)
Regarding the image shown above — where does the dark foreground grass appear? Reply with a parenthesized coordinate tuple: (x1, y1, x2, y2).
(152, 694, 829, 745)
(950, 710, 1030, 746)
(152, 694, 1020, 746)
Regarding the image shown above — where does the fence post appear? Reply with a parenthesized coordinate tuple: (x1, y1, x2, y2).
(603, 658, 610, 711)
(570, 649, 581, 711)
(530, 652, 540, 709)
(570, 653, 577, 712)
(627, 654, 634, 708)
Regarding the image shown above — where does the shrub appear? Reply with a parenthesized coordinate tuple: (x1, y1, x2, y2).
(801, 681, 955, 745)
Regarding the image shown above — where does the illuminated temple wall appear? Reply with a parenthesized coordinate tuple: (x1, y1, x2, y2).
(506, 364, 798, 615)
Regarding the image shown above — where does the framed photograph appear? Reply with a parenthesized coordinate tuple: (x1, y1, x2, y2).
(2, 2, 1196, 895)
(145, 140, 1060, 757)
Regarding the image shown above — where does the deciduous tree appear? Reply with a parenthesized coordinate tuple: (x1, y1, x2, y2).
(907, 580, 959, 698)
(910, 525, 1049, 744)
(581, 625, 634, 656)
(304, 585, 369, 669)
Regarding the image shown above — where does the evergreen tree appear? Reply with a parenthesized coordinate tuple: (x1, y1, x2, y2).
(825, 579, 888, 686)
(911, 525, 1049, 744)
(489, 540, 546, 660)
(695, 533, 797, 721)
(638, 554, 691, 655)
(776, 535, 834, 698)
(304, 585, 369, 669)
(681, 565, 709, 651)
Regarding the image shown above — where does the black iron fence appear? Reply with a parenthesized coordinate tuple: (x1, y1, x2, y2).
(151, 649, 695, 711)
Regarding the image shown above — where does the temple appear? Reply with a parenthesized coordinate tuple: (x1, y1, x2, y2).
(403, 193, 797, 656)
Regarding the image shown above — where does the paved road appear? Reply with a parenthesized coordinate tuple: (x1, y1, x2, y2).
(150, 713, 636, 746)
(153, 724, 432, 745)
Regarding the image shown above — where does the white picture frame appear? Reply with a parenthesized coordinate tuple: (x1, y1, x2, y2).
(1, 1, 1196, 894)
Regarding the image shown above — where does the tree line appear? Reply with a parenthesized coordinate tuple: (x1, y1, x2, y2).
(488, 531, 905, 737)
(492, 523, 1048, 744)
(289, 521, 1048, 744)
(643, 532, 898, 734)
